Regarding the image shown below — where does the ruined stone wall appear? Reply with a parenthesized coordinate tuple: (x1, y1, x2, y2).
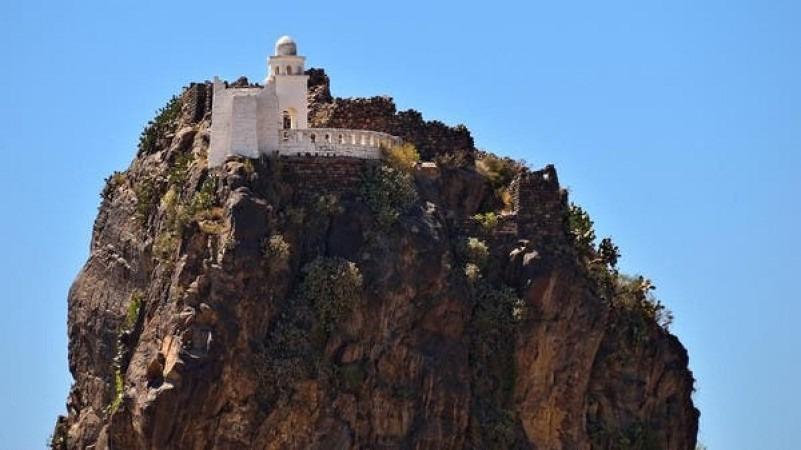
(181, 82, 213, 125)
(512, 165, 569, 252)
(307, 69, 475, 162)
(280, 157, 375, 201)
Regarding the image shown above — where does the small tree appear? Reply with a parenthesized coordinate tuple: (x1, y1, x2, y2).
(568, 203, 596, 255)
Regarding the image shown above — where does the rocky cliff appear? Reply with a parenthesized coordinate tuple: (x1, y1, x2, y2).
(52, 70, 699, 450)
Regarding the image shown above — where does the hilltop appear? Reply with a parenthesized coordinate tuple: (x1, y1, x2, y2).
(52, 68, 698, 449)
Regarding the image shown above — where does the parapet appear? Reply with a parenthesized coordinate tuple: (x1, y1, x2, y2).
(278, 128, 400, 159)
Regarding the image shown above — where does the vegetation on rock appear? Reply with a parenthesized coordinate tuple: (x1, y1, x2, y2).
(138, 96, 182, 155)
(300, 256, 363, 334)
(360, 165, 418, 228)
(381, 142, 420, 172)
(56, 80, 698, 450)
(467, 281, 524, 448)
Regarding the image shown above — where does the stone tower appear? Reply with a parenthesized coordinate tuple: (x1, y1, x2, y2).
(267, 36, 309, 130)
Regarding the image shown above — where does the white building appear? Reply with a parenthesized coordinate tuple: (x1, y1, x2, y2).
(208, 36, 400, 167)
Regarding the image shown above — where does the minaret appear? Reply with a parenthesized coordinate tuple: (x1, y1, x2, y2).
(267, 36, 309, 130)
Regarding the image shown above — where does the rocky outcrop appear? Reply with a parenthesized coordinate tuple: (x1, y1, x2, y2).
(53, 74, 698, 450)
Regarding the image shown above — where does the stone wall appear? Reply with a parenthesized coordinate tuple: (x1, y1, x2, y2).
(307, 69, 476, 162)
(280, 157, 375, 201)
(181, 82, 213, 125)
(511, 164, 570, 251)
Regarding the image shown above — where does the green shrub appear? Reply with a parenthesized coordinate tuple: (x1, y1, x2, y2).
(381, 142, 420, 172)
(101, 171, 127, 200)
(124, 291, 142, 329)
(300, 257, 363, 333)
(464, 237, 489, 268)
(315, 193, 343, 216)
(597, 237, 620, 269)
(465, 263, 482, 283)
(138, 95, 182, 155)
(470, 282, 525, 334)
(360, 165, 418, 228)
(567, 203, 596, 256)
(188, 177, 217, 215)
(167, 152, 192, 186)
(108, 368, 124, 414)
(256, 307, 318, 405)
(476, 153, 520, 212)
(467, 281, 524, 448)
(263, 234, 291, 261)
(473, 211, 499, 232)
(107, 290, 143, 415)
(153, 232, 178, 261)
(476, 153, 518, 189)
(614, 274, 673, 332)
(134, 178, 159, 225)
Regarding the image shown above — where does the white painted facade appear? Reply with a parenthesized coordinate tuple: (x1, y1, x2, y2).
(209, 36, 400, 167)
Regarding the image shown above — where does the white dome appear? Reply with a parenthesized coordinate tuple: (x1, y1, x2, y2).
(275, 35, 297, 56)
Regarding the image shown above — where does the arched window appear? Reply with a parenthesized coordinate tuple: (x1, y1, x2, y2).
(286, 65, 293, 75)
(282, 108, 297, 130)
(338, 134, 344, 144)
(325, 134, 331, 143)
(310, 133, 316, 143)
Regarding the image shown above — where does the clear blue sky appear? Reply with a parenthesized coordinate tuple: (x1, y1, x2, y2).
(1, 0, 799, 448)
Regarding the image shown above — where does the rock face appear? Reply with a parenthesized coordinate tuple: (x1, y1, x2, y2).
(53, 72, 698, 450)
